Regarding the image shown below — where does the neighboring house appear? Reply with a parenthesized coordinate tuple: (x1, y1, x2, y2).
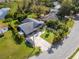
(0, 8, 10, 19)
(18, 18, 44, 36)
(74, 14, 79, 20)
(42, 13, 58, 21)
(42, 1, 61, 21)
(0, 23, 8, 34)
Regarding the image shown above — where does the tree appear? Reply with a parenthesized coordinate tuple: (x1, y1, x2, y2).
(8, 2, 18, 18)
(31, 5, 49, 17)
(72, 0, 79, 13)
(38, 0, 52, 7)
(46, 20, 59, 30)
(15, 13, 27, 22)
(57, 0, 73, 19)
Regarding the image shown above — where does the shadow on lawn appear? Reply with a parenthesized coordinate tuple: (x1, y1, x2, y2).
(11, 29, 22, 44)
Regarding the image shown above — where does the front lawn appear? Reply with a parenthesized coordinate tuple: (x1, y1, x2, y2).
(40, 30, 54, 43)
(0, 31, 39, 59)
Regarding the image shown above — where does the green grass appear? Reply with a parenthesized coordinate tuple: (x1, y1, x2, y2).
(0, 31, 39, 59)
(68, 48, 79, 59)
(40, 30, 54, 43)
(66, 19, 74, 28)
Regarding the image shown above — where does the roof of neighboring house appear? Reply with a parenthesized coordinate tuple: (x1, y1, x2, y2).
(0, 23, 8, 30)
(74, 14, 79, 20)
(0, 8, 10, 19)
(19, 18, 44, 35)
(42, 13, 58, 21)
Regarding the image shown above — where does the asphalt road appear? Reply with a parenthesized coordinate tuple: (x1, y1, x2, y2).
(29, 20, 79, 59)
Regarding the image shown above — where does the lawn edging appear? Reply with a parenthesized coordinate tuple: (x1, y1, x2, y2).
(68, 48, 79, 59)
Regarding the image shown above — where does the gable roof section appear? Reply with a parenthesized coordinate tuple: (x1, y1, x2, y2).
(22, 18, 44, 28)
(19, 22, 34, 35)
(19, 18, 44, 35)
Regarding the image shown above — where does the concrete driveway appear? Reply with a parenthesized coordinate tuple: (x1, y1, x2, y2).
(29, 20, 79, 59)
(30, 32, 51, 52)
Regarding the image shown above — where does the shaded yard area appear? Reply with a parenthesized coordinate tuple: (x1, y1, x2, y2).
(40, 30, 54, 43)
(0, 31, 39, 59)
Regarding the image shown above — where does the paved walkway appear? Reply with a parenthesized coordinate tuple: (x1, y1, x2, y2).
(30, 32, 51, 52)
(29, 20, 79, 59)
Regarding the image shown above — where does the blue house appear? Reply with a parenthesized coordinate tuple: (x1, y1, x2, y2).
(0, 8, 10, 19)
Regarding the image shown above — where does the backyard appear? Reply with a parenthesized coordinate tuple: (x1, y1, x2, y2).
(0, 30, 39, 59)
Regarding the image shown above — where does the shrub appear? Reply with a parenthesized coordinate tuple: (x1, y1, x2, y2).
(45, 18, 74, 44)
(27, 13, 38, 19)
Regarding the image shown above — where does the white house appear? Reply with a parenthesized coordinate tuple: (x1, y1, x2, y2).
(0, 23, 8, 34)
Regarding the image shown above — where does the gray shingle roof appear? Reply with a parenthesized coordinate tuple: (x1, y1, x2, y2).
(19, 18, 44, 35)
(19, 22, 33, 35)
(22, 18, 44, 28)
